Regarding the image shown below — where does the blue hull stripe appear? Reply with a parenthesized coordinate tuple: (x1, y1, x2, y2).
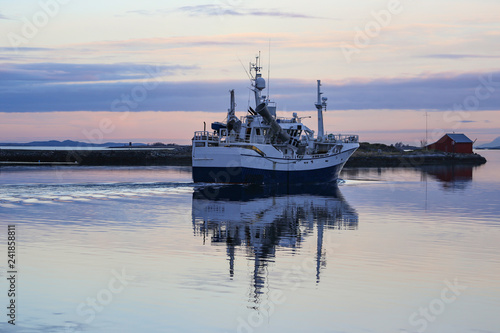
(192, 163, 344, 184)
(240, 147, 357, 162)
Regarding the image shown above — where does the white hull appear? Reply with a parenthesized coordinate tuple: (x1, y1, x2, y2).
(192, 142, 358, 184)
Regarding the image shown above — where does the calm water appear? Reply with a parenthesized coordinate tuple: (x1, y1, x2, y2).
(0, 151, 499, 333)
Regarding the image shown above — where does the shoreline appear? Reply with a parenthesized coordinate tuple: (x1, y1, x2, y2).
(346, 151, 487, 167)
(0, 146, 487, 168)
(0, 147, 192, 166)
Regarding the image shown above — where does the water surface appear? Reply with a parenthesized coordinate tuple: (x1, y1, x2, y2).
(0, 151, 499, 333)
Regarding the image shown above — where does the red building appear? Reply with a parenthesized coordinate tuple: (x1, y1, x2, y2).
(426, 133, 474, 154)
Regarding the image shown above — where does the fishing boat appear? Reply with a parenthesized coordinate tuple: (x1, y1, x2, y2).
(192, 54, 359, 184)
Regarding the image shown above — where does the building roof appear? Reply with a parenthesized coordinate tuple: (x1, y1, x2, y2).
(445, 133, 473, 143)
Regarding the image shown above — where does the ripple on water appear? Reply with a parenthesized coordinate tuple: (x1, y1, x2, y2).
(0, 181, 196, 209)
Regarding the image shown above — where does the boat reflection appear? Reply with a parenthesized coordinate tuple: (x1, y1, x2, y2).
(191, 184, 358, 306)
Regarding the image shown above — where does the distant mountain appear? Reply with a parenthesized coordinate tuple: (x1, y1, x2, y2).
(477, 136, 500, 149)
(0, 140, 146, 147)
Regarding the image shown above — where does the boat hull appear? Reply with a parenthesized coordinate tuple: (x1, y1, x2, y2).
(193, 163, 345, 184)
(192, 145, 358, 184)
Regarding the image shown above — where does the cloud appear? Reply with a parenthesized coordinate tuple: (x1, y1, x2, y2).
(326, 72, 500, 111)
(124, 5, 323, 19)
(1, 68, 500, 113)
(422, 54, 499, 59)
(0, 47, 53, 52)
(61, 34, 268, 55)
(0, 12, 11, 20)
(0, 62, 198, 83)
(0, 80, 246, 112)
(125, 10, 154, 16)
(177, 5, 322, 19)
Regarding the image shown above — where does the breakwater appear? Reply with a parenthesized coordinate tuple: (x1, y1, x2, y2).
(346, 151, 487, 167)
(0, 147, 191, 166)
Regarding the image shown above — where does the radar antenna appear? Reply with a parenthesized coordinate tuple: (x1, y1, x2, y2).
(314, 80, 328, 139)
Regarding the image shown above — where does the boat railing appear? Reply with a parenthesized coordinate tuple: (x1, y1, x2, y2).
(276, 117, 298, 124)
(324, 134, 359, 143)
(193, 131, 220, 143)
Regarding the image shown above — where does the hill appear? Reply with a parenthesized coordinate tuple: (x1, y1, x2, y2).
(477, 136, 500, 149)
(0, 140, 146, 147)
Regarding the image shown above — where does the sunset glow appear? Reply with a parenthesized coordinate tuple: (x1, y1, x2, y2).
(1, 0, 499, 145)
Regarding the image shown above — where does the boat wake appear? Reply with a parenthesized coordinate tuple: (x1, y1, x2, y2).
(0, 181, 195, 208)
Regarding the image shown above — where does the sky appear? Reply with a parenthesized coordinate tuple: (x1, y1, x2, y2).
(0, 0, 499, 145)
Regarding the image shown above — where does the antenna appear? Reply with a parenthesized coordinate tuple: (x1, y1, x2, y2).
(425, 112, 429, 149)
(254, 51, 262, 74)
(267, 39, 271, 100)
(257, 51, 261, 71)
(237, 56, 252, 81)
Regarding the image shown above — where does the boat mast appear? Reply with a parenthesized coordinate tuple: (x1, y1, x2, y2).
(314, 80, 327, 139)
(228, 89, 235, 118)
(250, 52, 266, 108)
